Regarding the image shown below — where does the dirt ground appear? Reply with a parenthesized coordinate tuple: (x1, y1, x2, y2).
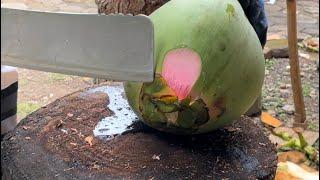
(263, 48, 319, 131)
(16, 69, 93, 120)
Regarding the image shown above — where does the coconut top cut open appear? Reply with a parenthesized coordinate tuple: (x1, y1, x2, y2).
(162, 48, 201, 100)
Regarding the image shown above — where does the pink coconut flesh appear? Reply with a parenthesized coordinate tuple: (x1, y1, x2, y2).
(162, 48, 201, 100)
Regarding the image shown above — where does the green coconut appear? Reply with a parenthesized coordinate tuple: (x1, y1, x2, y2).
(124, 0, 265, 134)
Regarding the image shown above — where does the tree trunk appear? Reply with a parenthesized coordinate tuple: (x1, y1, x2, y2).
(95, 0, 169, 15)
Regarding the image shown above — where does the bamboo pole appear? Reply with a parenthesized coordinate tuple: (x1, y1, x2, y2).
(286, 0, 307, 129)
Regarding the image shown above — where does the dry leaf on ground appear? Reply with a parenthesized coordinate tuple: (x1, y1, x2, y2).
(85, 135, 94, 146)
(261, 112, 283, 128)
(278, 151, 307, 164)
(276, 161, 319, 180)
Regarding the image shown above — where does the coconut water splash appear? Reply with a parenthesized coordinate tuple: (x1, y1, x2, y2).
(91, 84, 138, 139)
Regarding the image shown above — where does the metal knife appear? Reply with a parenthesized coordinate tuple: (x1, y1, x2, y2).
(1, 7, 154, 82)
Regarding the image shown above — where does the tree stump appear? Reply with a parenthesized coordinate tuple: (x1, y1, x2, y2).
(1, 85, 277, 180)
(95, 0, 169, 15)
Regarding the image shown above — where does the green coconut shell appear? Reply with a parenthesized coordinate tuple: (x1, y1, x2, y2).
(125, 0, 265, 134)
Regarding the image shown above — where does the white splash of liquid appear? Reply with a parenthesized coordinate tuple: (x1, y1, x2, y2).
(90, 84, 138, 139)
(267, 0, 276, 4)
